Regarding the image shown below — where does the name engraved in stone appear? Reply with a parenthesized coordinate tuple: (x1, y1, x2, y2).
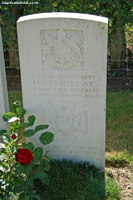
(28, 73, 103, 99)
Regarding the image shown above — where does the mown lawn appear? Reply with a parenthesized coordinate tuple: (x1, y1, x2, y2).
(106, 91, 133, 165)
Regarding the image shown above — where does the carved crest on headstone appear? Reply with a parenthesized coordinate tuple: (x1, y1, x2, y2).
(40, 29, 83, 70)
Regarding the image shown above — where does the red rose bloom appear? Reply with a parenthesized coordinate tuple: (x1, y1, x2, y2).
(11, 134, 17, 140)
(15, 149, 33, 166)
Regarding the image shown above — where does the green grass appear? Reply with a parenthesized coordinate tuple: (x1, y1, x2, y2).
(34, 160, 120, 200)
(105, 151, 132, 168)
(8, 90, 22, 111)
(106, 91, 133, 165)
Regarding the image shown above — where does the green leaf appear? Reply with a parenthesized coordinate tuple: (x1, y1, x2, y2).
(12, 101, 21, 112)
(27, 176, 33, 186)
(2, 134, 11, 143)
(11, 121, 19, 129)
(35, 125, 49, 132)
(13, 185, 23, 194)
(44, 160, 50, 172)
(33, 147, 43, 162)
(0, 129, 7, 136)
(25, 197, 31, 200)
(28, 115, 36, 126)
(23, 129, 35, 137)
(21, 122, 30, 128)
(16, 107, 26, 117)
(39, 132, 54, 145)
(18, 193, 30, 200)
(33, 152, 42, 162)
(2, 112, 15, 122)
(32, 193, 41, 200)
(33, 172, 49, 185)
(18, 193, 25, 200)
(27, 142, 34, 151)
(0, 143, 5, 149)
(43, 160, 50, 172)
(22, 143, 28, 149)
(25, 164, 33, 176)
(34, 147, 43, 154)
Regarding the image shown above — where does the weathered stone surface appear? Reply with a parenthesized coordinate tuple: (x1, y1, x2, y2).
(17, 13, 108, 170)
(0, 26, 8, 131)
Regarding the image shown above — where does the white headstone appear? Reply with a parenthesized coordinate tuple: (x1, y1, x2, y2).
(17, 13, 108, 170)
(0, 26, 8, 131)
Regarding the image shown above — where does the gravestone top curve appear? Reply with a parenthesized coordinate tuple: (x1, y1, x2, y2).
(17, 12, 108, 24)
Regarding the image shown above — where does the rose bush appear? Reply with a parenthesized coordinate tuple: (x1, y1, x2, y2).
(0, 101, 54, 200)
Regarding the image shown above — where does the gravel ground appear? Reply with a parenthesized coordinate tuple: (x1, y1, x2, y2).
(105, 166, 133, 200)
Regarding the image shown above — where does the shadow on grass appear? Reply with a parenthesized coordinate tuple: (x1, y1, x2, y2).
(34, 160, 120, 200)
